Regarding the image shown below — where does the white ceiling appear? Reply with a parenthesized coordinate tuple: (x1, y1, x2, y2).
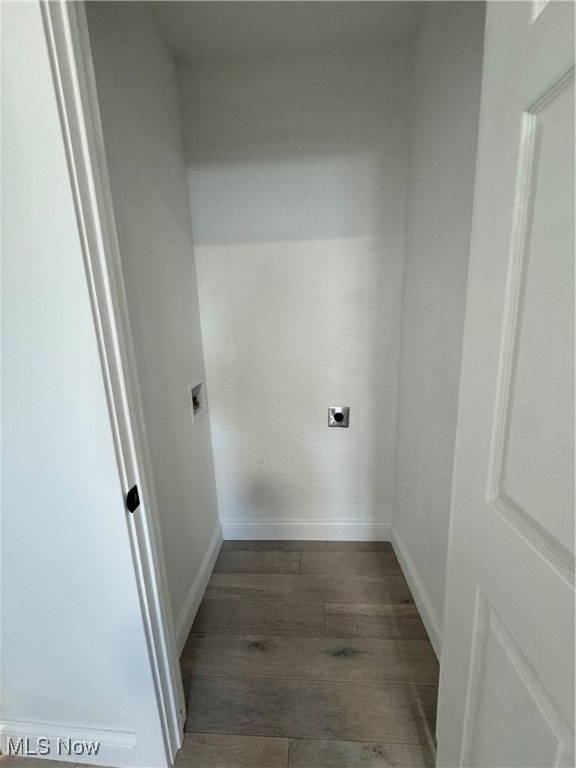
(152, 2, 427, 64)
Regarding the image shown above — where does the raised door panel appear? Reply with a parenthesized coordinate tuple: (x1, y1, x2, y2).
(501, 74, 575, 556)
(464, 596, 573, 768)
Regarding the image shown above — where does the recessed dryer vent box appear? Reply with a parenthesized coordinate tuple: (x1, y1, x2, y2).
(328, 406, 350, 427)
(190, 380, 207, 424)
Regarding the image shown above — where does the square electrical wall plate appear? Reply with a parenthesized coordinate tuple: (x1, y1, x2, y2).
(328, 406, 350, 427)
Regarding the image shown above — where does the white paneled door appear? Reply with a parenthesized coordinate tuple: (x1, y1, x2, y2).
(436, 2, 575, 767)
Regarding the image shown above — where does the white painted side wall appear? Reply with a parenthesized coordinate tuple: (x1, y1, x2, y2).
(179, 47, 410, 538)
(85, 3, 221, 643)
(0, 3, 168, 765)
(392, 2, 485, 652)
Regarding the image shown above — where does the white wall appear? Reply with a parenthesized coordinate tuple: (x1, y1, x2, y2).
(179, 47, 410, 539)
(392, 2, 485, 654)
(0, 3, 168, 765)
(86, 3, 221, 645)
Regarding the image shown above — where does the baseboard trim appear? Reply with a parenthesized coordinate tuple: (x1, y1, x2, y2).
(174, 522, 223, 654)
(391, 529, 442, 660)
(221, 520, 392, 541)
(0, 719, 136, 766)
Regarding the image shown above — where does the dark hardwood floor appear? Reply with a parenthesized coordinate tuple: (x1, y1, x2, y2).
(177, 540, 438, 768)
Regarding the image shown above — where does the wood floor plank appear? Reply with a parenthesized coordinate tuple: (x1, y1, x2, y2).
(174, 733, 288, 768)
(324, 603, 429, 640)
(214, 550, 300, 574)
(288, 738, 435, 768)
(185, 676, 437, 745)
(300, 551, 401, 576)
(181, 634, 439, 684)
(205, 573, 413, 604)
(188, 599, 326, 637)
(220, 540, 393, 552)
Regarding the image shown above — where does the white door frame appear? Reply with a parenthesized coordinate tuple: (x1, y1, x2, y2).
(41, 1, 184, 763)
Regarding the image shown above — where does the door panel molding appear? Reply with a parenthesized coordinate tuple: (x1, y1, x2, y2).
(461, 590, 574, 767)
(486, 68, 575, 585)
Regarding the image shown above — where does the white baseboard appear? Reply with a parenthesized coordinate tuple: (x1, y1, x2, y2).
(0, 719, 136, 767)
(221, 520, 391, 541)
(174, 522, 223, 654)
(391, 529, 442, 659)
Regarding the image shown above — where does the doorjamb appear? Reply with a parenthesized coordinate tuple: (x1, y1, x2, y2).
(41, 1, 184, 762)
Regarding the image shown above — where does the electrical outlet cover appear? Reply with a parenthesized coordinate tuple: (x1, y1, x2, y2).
(328, 406, 350, 427)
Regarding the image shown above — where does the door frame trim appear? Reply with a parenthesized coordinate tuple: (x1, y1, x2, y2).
(41, 1, 184, 762)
